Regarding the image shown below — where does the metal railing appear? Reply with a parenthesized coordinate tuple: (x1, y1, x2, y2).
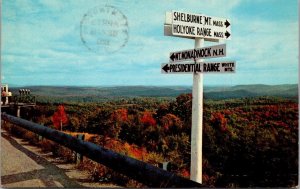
(1, 113, 203, 188)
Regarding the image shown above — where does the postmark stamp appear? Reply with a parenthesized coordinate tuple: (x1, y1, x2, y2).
(80, 5, 129, 54)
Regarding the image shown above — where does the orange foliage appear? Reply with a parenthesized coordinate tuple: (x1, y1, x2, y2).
(104, 139, 147, 160)
(111, 108, 128, 123)
(140, 111, 156, 127)
(211, 112, 227, 132)
(181, 169, 190, 178)
(160, 113, 182, 131)
(63, 131, 97, 141)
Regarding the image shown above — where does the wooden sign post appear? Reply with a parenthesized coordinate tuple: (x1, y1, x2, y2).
(191, 37, 204, 183)
(164, 10, 234, 183)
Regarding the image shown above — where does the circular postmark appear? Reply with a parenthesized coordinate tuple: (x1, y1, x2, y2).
(80, 5, 129, 54)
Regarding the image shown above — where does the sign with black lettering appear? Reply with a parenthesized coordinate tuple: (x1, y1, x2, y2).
(165, 11, 231, 40)
(163, 11, 235, 183)
(161, 61, 235, 74)
(169, 44, 226, 63)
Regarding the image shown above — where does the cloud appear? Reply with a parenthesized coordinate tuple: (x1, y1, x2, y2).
(2, 0, 298, 86)
(230, 20, 298, 70)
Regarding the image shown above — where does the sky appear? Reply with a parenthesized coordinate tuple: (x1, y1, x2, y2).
(2, 0, 299, 86)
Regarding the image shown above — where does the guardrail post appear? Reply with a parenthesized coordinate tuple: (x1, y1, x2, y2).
(73, 146, 77, 163)
(16, 106, 21, 117)
(163, 162, 170, 171)
(76, 134, 85, 164)
(159, 162, 170, 171)
(38, 124, 44, 141)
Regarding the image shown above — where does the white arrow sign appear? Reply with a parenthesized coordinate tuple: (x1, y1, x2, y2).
(169, 44, 226, 63)
(161, 61, 235, 74)
(165, 11, 231, 40)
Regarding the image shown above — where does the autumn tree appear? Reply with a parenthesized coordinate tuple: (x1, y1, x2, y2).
(111, 108, 128, 123)
(210, 112, 227, 132)
(156, 103, 169, 123)
(68, 116, 80, 132)
(169, 93, 192, 129)
(52, 105, 68, 131)
(109, 108, 128, 138)
(140, 111, 156, 127)
(139, 111, 159, 150)
(160, 113, 183, 134)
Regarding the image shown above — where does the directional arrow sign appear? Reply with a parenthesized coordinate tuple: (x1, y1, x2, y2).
(161, 61, 235, 74)
(169, 44, 226, 63)
(165, 11, 231, 40)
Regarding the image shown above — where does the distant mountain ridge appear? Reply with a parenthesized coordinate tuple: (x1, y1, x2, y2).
(9, 84, 298, 100)
(204, 84, 298, 99)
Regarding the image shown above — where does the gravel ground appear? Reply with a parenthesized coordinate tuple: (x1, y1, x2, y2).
(1, 129, 119, 188)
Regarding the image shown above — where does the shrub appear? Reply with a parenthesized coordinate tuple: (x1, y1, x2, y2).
(38, 139, 56, 152)
(23, 131, 39, 144)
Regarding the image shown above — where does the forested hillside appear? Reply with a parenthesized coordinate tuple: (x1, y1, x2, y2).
(6, 94, 297, 187)
(9, 84, 298, 103)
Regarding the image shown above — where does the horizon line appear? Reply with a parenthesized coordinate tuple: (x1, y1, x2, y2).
(4, 83, 298, 88)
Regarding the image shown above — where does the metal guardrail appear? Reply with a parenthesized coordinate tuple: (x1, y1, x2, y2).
(1, 113, 203, 188)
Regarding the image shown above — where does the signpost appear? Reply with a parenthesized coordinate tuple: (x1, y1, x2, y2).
(163, 10, 235, 184)
(191, 38, 204, 183)
(169, 44, 226, 63)
(161, 61, 235, 74)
